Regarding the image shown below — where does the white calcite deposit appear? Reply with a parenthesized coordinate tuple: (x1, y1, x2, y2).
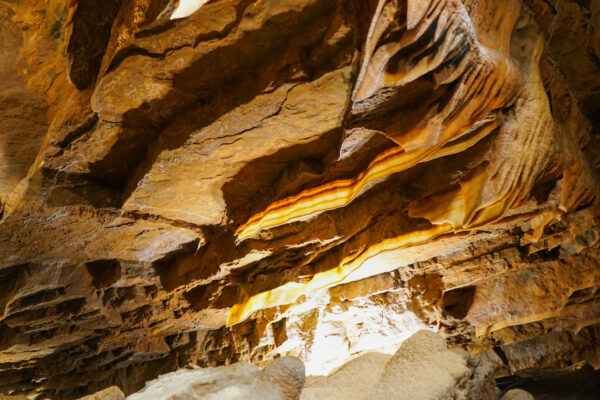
(126, 356, 304, 400)
(301, 330, 498, 400)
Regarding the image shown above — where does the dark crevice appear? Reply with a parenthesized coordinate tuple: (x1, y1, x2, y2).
(222, 127, 342, 226)
(85, 259, 122, 289)
(66, 0, 124, 89)
(531, 178, 557, 204)
(540, 0, 558, 15)
(567, 286, 600, 306)
(534, 246, 560, 261)
(56, 114, 98, 149)
(183, 283, 240, 310)
(442, 285, 476, 319)
(493, 346, 510, 367)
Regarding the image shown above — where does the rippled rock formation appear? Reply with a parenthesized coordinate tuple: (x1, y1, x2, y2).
(1, 0, 599, 398)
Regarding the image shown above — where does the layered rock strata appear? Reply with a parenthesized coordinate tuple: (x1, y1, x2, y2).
(1, 0, 599, 398)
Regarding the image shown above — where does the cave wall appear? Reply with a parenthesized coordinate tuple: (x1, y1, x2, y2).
(0, 0, 599, 398)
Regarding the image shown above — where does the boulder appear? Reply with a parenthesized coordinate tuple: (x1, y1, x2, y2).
(128, 356, 305, 400)
(501, 389, 535, 400)
(302, 330, 497, 400)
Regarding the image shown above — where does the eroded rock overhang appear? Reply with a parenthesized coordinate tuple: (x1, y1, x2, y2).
(1, 0, 600, 398)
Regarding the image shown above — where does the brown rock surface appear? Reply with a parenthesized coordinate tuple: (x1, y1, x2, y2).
(0, 0, 599, 398)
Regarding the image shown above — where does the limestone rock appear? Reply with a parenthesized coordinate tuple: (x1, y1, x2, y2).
(1, 0, 600, 398)
(501, 389, 535, 400)
(128, 356, 305, 400)
(78, 386, 125, 400)
(300, 353, 393, 400)
(302, 330, 497, 400)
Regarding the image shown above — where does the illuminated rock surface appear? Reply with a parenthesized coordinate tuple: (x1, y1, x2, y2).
(127, 356, 304, 400)
(301, 330, 498, 400)
(121, 330, 509, 400)
(0, 0, 599, 398)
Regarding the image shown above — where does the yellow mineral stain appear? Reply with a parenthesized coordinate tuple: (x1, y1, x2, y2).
(228, 0, 541, 327)
(476, 308, 564, 336)
(227, 223, 453, 325)
(237, 145, 431, 241)
(230, 183, 560, 326)
(235, 0, 519, 241)
(522, 209, 562, 244)
(236, 119, 498, 241)
(231, 168, 557, 327)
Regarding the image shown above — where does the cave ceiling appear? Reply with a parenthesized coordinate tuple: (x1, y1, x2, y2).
(1, 0, 600, 398)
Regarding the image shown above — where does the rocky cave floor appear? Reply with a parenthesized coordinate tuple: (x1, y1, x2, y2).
(1, 0, 600, 399)
(498, 367, 600, 399)
(76, 330, 600, 399)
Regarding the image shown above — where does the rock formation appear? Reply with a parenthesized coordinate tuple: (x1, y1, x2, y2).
(1, 0, 599, 398)
(301, 330, 498, 400)
(501, 389, 535, 400)
(78, 386, 125, 400)
(116, 330, 516, 400)
(127, 356, 304, 400)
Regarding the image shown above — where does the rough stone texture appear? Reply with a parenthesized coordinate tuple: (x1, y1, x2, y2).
(0, 0, 599, 399)
(127, 356, 304, 400)
(0, 8, 48, 205)
(77, 386, 125, 400)
(501, 389, 535, 400)
(301, 330, 498, 400)
(124, 330, 499, 400)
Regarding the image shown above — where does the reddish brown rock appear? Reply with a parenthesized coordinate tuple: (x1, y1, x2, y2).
(0, 0, 599, 399)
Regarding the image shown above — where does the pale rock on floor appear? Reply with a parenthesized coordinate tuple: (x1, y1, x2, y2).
(301, 330, 498, 400)
(126, 356, 305, 400)
(501, 389, 536, 400)
(119, 330, 535, 400)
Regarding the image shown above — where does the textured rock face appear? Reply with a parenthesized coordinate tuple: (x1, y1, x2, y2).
(77, 386, 125, 400)
(127, 356, 304, 400)
(301, 330, 498, 400)
(123, 330, 502, 400)
(501, 389, 534, 400)
(0, 0, 600, 398)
